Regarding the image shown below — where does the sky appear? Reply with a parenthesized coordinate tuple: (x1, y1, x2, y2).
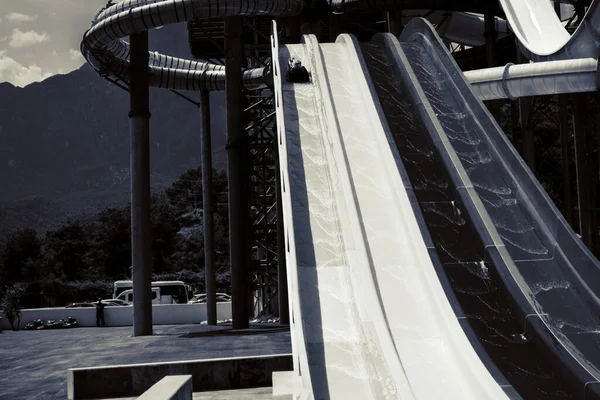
(0, 0, 107, 87)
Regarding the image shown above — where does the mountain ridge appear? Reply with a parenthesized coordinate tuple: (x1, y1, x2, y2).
(0, 23, 227, 234)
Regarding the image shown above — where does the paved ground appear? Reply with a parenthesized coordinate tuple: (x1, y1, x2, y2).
(0, 323, 291, 400)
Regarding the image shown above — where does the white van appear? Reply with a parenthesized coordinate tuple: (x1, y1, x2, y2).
(113, 280, 191, 304)
(116, 287, 161, 304)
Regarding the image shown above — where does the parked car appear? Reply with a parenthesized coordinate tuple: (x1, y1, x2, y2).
(189, 293, 231, 304)
(65, 299, 129, 308)
(101, 299, 130, 307)
(65, 302, 96, 308)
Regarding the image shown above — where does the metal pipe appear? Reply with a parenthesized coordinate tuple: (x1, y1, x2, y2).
(200, 90, 216, 325)
(465, 58, 599, 101)
(225, 16, 250, 330)
(129, 31, 153, 337)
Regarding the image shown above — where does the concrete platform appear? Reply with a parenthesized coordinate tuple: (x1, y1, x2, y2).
(68, 353, 292, 399)
(109, 387, 275, 399)
(0, 323, 291, 400)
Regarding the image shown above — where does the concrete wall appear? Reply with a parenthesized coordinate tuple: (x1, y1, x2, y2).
(68, 354, 293, 400)
(0, 302, 232, 330)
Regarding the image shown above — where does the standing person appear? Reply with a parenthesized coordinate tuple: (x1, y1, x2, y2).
(95, 299, 106, 327)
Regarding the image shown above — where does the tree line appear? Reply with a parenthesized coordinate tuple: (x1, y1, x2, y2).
(0, 168, 231, 308)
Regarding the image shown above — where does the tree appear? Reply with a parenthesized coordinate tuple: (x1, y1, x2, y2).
(0, 229, 41, 286)
(151, 194, 179, 273)
(42, 220, 91, 281)
(1, 283, 26, 330)
(92, 206, 132, 279)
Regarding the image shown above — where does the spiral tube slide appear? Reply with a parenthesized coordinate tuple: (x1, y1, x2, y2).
(499, 0, 600, 61)
(400, 10, 510, 47)
(81, 0, 303, 91)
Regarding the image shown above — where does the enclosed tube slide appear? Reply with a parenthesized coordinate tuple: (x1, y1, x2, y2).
(400, 10, 510, 47)
(499, 0, 600, 61)
(81, 0, 303, 91)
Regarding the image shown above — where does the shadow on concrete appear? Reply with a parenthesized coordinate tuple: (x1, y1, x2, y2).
(180, 324, 290, 338)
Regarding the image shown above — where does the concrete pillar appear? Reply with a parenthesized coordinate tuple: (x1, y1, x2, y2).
(225, 16, 250, 329)
(559, 95, 573, 225)
(129, 31, 153, 336)
(200, 90, 217, 326)
(572, 93, 592, 246)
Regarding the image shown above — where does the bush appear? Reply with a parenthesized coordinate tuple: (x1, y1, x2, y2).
(41, 280, 112, 305)
(1, 283, 26, 330)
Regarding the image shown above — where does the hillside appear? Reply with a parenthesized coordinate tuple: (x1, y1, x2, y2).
(0, 24, 227, 233)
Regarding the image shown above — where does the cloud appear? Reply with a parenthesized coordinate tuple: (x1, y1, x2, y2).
(68, 48, 84, 63)
(0, 53, 51, 87)
(8, 28, 49, 49)
(6, 12, 37, 24)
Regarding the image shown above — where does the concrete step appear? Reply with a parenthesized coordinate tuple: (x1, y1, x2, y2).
(105, 387, 278, 399)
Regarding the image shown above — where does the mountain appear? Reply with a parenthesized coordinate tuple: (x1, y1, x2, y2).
(0, 24, 227, 234)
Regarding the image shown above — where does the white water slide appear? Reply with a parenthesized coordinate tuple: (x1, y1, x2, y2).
(424, 0, 600, 61)
(271, 24, 509, 400)
(80, 1, 600, 398)
(499, 0, 600, 61)
(443, 0, 600, 99)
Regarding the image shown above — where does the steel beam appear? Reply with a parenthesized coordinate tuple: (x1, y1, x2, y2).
(388, 10, 403, 36)
(517, 49, 536, 173)
(275, 142, 289, 325)
(484, 14, 497, 67)
(129, 31, 153, 336)
(225, 16, 250, 329)
(329, 12, 345, 41)
(572, 93, 592, 246)
(484, 14, 501, 120)
(200, 90, 217, 325)
(559, 94, 573, 225)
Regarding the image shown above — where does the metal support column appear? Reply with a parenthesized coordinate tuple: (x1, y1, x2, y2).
(559, 94, 573, 225)
(572, 93, 592, 246)
(275, 143, 289, 325)
(129, 31, 153, 336)
(517, 49, 535, 173)
(484, 15, 497, 67)
(484, 14, 500, 119)
(329, 12, 345, 41)
(388, 10, 403, 36)
(225, 16, 250, 329)
(200, 90, 217, 325)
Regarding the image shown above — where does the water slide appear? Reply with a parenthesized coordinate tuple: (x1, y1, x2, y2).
(414, 0, 600, 61)
(365, 17, 600, 399)
(499, 0, 600, 61)
(271, 23, 509, 400)
(81, 1, 600, 398)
